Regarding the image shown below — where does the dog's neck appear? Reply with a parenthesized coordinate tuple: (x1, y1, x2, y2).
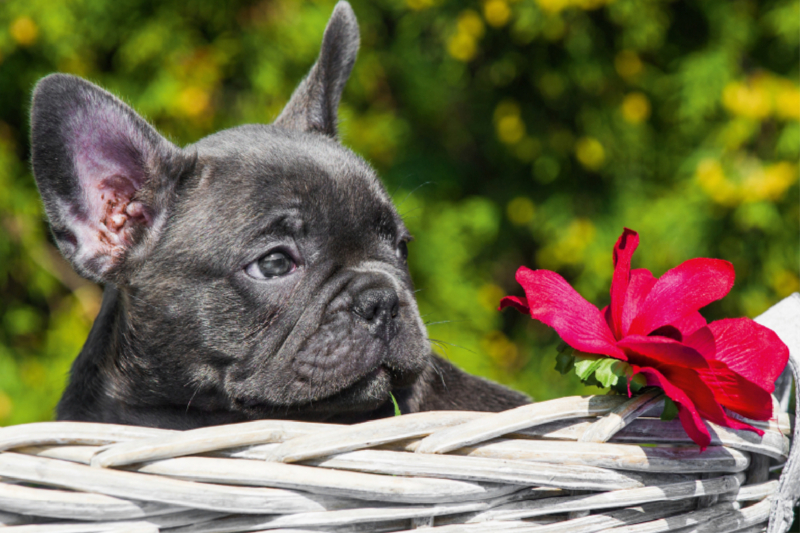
(57, 286, 249, 428)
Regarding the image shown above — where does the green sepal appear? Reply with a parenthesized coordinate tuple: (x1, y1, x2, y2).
(661, 397, 679, 421)
(555, 351, 575, 374)
(582, 373, 602, 388)
(594, 359, 631, 389)
(629, 373, 647, 393)
(573, 353, 605, 381)
(390, 393, 402, 417)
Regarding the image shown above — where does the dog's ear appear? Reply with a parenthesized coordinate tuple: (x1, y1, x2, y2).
(30, 74, 191, 284)
(274, 1, 359, 137)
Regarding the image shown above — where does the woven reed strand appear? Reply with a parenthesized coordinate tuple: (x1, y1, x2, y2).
(0, 391, 792, 533)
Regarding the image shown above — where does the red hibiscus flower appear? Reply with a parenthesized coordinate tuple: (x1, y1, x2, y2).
(500, 228, 789, 449)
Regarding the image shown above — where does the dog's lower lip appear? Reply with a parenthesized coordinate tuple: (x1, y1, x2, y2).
(236, 364, 389, 410)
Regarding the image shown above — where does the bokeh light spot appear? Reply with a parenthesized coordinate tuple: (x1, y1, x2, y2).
(447, 33, 478, 62)
(723, 80, 771, 120)
(458, 10, 486, 39)
(10, 17, 38, 46)
(507, 197, 536, 225)
(621, 92, 651, 124)
(575, 137, 605, 170)
(771, 270, 800, 298)
(497, 115, 526, 144)
(177, 87, 211, 117)
(484, 0, 511, 28)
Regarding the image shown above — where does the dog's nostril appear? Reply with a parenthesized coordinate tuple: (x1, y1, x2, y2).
(352, 288, 398, 321)
(352, 288, 399, 341)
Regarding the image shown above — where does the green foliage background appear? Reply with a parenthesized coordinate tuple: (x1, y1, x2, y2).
(0, 0, 798, 426)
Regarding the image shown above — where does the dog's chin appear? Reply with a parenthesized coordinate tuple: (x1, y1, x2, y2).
(235, 364, 400, 422)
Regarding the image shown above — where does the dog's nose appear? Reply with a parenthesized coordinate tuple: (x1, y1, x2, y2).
(352, 288, 400, 342)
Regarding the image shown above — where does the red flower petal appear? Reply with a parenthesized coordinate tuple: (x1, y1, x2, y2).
(512, 267, 626, 359)
(657, 364, 763, 436)
(634, 366, 711, 449)
(621, 269, 657, 336)
(670, 311, 707, 337)
(707, 318, 790, 394)
(609, 229, 639, 340)
(697, 361, 774, 421)
(617, 335, 709, 369)
(628, 258, 735, 336)
(601, 305, 613, 333)
(498, 295, 530, 313)
(684, 326, 716, 360)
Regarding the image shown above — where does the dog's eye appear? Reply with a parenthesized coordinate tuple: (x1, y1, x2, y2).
(396, 241, 408, 262)
(246, 252, 296, 279)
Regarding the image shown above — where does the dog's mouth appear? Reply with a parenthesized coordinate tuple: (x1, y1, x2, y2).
(232, 363, 400, 421)
(226, 268, 429, 421)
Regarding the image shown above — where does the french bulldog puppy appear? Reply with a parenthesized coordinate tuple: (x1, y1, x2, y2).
(31, 1, 529, 429)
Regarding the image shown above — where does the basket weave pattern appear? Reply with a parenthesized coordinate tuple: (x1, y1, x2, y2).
(0, 388, 793, 533)
(2, 294, 800, 533)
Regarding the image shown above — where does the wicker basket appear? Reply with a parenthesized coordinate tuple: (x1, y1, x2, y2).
(0, 296, 797, 533)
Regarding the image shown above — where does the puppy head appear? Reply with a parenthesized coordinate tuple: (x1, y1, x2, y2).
(31, 2, 429, 421)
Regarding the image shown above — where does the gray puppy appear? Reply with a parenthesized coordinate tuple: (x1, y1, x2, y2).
(30, 1, 529, 429)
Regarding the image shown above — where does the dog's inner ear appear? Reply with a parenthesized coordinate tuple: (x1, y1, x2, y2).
(30, 74, 187, 283)
(274, 1, 359, 137)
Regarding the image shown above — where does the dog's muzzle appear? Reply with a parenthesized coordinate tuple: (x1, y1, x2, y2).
(351, 287, 400, 343)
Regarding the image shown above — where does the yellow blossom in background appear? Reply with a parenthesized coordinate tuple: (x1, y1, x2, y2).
(535, 0, 571, 13)
(494, 100, 525, 144)
(507, 197, 535, 225)
(484, 0, 511, 28)
(536, 0, 610, 13)
(621, 92, 651, 124)
(722, 78, 772, 120)
(10, 17, 38, 46)
(447, 10, 485, 62)
(458, 10, 485, 39)
(497, 115, 525, 144)
(447, 33, 477, 62)
(695, 158, 739, 206)
(575, 136, 605, 170)
(742, 162, 798, 202)
(770, 270, 800, 298)
(537, 218, 596, 268)
(774, 80, 800, 121)
(494, 100, 521, 121)
(481, 330, 521, 370)
(477, 284, 506, 311)
(177, 86, 211, 117)
(723, 73, 800, 121)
